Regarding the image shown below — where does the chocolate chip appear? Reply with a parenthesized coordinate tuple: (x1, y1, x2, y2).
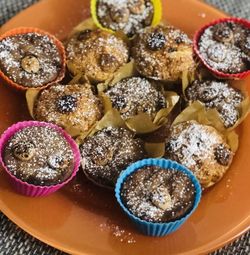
(99, 53, 119, 72)
(197, 86, 219, 102)
(77, 29, 92, 41)
(48, 154, 69, 169)
(167, 47, 176, 53)
(128, 0, 145, 14)
(207, 44, 227, 63)
(214, 144, 232, 166)
(175, 37, 184, 44)
(56, 95, 78, 114)
(147, 32, 166, 51)
(12, 141, 35, 161)
(213, 23, 234, 43)
(21, 55, 40, 73)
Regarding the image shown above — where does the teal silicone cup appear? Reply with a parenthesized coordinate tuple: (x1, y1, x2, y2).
(115, 158, 202, 237)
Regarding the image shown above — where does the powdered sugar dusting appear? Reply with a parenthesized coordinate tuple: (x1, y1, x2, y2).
(97, 0, 154, 36)
(3, 126, 74, 186)
(0, 33, 62, 87)
(106, 77, 166, 119)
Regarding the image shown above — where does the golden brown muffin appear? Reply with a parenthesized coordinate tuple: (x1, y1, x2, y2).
(96, 0, 154, 37)
(34, 84, 103, 132)
(65, 29, 129, 83)
(131, 24, 196, 82)
(164, 121, 234, 189)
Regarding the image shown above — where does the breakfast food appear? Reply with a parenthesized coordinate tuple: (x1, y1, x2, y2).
(121, 165, 196, 222)
(33, 84, 103, 132)
(66, 29, 129, 83)
(105, 77, 166, 119)
(0, 28, 65, 90)
(185, 80, 244, 128)
(80, 127, 145, 188)
(131, 24, 195, 81)
(115, 158, 201, 236)
(195, 18, 250, 78)
(0, 121, 81, 196)
(95, 0, 155, 37)
(164, 121, 234, 189)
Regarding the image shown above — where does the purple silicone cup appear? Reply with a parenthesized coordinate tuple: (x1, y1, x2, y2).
(0, 121, 81, 197)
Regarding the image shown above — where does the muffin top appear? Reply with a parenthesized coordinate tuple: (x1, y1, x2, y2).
(34, 84, 103, 132)
(0, 33, 63, 87)
(66, 29, 129, 83)
(80, 127, 145, 188)
(3, 126, 74, 186)
(185, 80, 244, 128)
(96, 0, 154, 37)
(105, 77, 166, 119)
(121, 165, 196, 222)
(165, 121, 233, 189)
(198, 21, 250, 74)
(131, 24, 195, 81)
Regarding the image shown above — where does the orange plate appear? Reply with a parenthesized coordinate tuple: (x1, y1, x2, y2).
(0, 0, 249, 254)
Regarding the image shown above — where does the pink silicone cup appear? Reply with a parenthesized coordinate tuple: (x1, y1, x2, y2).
(193, 17, 250, 80)
(0, 121, 81, 197)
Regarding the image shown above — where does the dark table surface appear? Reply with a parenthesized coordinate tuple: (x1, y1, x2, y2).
(0, 0, 249, 254)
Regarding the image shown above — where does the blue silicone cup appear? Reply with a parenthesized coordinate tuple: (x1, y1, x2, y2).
(115, 158, 202, 237)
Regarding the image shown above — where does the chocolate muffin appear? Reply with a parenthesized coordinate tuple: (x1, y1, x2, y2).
(198, 21, 250, 74)
(131, 25, 195, 81)
(0, 32, 64, 88)
(80, 127, 145, 188)
(96, 0, 154, 37)
(33, 84, 103, 132)
(164, 121, 234, 189)
(185, 80, 244, 128)
(105, 77, 166, 119)
(121, 165, 196, 222)
(3, 126, 74, 186)
(66, 29, 129, 83)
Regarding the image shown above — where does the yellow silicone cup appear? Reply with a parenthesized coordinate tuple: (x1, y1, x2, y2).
(91, 0, 162, 36)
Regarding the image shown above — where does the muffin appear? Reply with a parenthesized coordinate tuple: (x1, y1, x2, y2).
(95, 0, 154, 37)
(2, 124, 75, 186)
(66, 29, 129, 83)
(115, 158, 201, 236)
(121, 165, 196, 222)
(80, 127, 145, 188)
(164, 121, 234, 189)
(185, 80, 244, 128)
(196, 19, 250, 76)
(0, 28, 65, 90)
(131, 24, 195, 82)
(33, 84, 103, 132)
(105, 77, 166, 119)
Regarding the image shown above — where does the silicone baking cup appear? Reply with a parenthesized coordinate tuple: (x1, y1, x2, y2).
(115, 158, 202, 237)
(91, 0, 162, 36)
(0, 121, 80, 197)
(193, 17, 250, 79)
(0, 27, 66, 91)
